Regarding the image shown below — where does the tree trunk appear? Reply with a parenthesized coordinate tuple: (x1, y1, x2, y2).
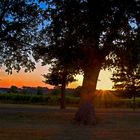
(133, 90, 136, 111)
(60, 83, 66, 109)
(74, 63, 101, 125)
(60, 70, 67, 109)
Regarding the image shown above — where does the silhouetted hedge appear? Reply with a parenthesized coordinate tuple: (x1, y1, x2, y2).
(0, 93, 140, 108)
(0, 93, 50, 104)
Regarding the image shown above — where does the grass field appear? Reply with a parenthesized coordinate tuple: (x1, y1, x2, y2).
(0, 104, 140, 140)
(1, 92, 140, 108)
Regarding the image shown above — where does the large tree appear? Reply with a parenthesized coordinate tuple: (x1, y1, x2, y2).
(1, 0, 140, 125)
(34, 0, 140, 124)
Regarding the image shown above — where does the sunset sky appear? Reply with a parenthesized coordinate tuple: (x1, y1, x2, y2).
(0, 62, 113, 90)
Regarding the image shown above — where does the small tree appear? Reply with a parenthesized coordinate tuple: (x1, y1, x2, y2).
(112, 66, 140, 110)
(111, 34, 140, 110)
(9, 85, 18, 93)
(43, 64, 76, 109)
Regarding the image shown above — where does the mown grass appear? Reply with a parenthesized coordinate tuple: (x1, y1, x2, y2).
(0, 104, 140, 140)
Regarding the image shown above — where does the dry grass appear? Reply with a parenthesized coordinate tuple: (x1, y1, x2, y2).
(0, 104, 140, 140)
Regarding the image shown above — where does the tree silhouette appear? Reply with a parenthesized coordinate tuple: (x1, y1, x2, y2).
(0, 0, 43, 73)
(43, 63, 76, 109)
(35, 0, 140, 124)
(111, 32, 140, 110)
(112, 66, 140, 110)
(9, 85, 18, 93)
(0, 0, 140, 124)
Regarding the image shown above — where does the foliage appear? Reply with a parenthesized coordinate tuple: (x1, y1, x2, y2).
(9, 85, 18, 93)
(0, 0, 139, 82)
(1, 0, 139, 87)
(0, 93, 50, 104)
(34, 1, 140, 112)
(111, 30, 140, 96)
(112, 66, 140, 91)
(73, 86, 82, 97)
(35, 0, 140, 71)
(111, 65, 140, 109)
(36, 86, 43, 95)
(43, 62, 77, 109)
(49, 88, 61, 96)
(0, 0, 140, 124)
(0, 0, 43, 73)
(1, 92, 140, 108)
(43, 64, 77, 87)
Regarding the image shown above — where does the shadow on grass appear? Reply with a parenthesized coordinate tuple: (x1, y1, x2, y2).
(0, 104, 140, 140)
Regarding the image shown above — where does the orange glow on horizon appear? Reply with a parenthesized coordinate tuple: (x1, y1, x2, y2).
(0, 63, 113, 90)
(0, 63, 53, 89)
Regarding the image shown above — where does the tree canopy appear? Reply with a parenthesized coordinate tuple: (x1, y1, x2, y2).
(34, 0, 139, 124)
(35, 0, 140, 70)
(111, 26, 140, 92)
(43, 62, 77, 109)
(0, 0, 43, 73)
(43, 66, 76, 87)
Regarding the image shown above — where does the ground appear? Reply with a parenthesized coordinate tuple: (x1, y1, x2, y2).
(0, 104, 140, 140)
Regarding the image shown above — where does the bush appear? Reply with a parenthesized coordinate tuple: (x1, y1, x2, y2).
(1, 93, 140, 108)
(66, 96, 80, 105)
